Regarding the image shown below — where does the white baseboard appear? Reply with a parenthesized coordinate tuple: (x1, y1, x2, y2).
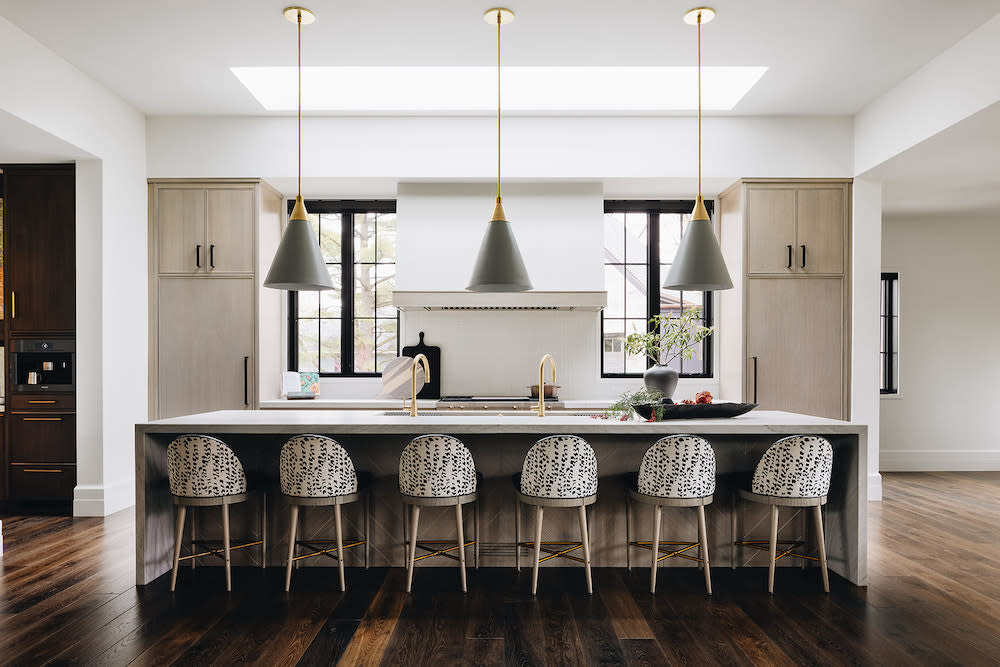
(73, 478, 135, 517)
(868, 472, 883, 501)
(880, 449, 1000, 472)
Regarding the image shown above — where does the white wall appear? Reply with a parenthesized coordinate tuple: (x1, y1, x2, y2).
(880, 212, 1000, 471)
(0, 16, 147, 516)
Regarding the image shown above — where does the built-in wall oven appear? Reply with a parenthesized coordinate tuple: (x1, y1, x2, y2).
(10, 339, 75, 392)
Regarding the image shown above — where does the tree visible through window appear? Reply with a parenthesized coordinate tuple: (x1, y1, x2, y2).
(288, 201, 398, 376)
(602, 201, 712, 377)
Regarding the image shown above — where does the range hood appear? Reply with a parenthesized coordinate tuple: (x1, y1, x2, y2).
(393, 291, 606, 312)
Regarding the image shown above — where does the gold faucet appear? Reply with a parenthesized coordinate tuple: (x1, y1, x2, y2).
(409, 354, 430, 417)
(532, 354, 556, 417)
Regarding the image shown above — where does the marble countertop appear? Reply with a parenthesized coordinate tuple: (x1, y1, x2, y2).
(258, 399, 611, 410)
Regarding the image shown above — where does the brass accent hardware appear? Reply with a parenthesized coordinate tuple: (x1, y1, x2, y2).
(28, 400, 58, 404)
(291, 538, 366, 562)
(180, 539, 264, 562)
(630, 540, 706, 563)
(23, 417, 64, 421)
(10, 291, 15, 318)
(409, 353, 430, 417)
(518, 540, 586, 564)
(23, 468, 64, 473)
(531, 354, 556, 417)
(412, 539, 477, 563)
(735, 539, 820, 563)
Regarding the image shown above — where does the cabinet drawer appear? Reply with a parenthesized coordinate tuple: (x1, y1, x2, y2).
(10, 464, 76, 501)
(9, 394, 76, 411)
(10, 413, 76, 463)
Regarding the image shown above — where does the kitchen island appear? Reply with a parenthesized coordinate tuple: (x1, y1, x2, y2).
(135, 410, 867, 586)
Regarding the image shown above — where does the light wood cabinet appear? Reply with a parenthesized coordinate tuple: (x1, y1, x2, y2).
(718, 178, 852, 420)
(149, 179, 282, 419)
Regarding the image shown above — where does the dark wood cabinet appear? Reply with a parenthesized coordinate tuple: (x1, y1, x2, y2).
(4, 166, 76, 334)
(10, 412, 76, 462)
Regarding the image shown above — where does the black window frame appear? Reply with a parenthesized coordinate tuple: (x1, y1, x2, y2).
(286, 199, 398, 377)
(601, 200, 714, 379)
(880, 272, 898, 394)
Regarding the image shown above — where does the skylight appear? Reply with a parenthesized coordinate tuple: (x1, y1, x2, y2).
(231, 66, 767, 113)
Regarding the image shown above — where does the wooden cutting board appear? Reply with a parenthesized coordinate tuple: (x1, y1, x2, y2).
(378, 356, 425, 400)
(401, 331, 441, 399)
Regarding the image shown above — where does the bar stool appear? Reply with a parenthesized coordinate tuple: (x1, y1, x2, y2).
(514, 435, 597, 595)
(279, 434, 370, 592)
(399, 434, 479, 593)
(731, 435, 833, 593)
(626, 435, 715, 594)
(167, 434, 265, 592)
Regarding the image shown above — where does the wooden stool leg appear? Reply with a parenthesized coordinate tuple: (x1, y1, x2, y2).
(768, 504, 778, 594)
(170, 505, 187, 592)
(335, 503, 346, 592)
(402, 501, 409, 566)
(261, 491, 267, 569)
(222, 503, 232, 592)
(697, 504, 712, 595)
(285, 504, 299, 592)
(730, 493, 737, 570)
(456, 503, 467, 593)
(650, 505, 662, 594)
(800, 507, 808, 570)
(474, 499, 480, 570)
(579, 504, 593, 595)
(406, 505, 420, 593)
(514, 497, 521, 572)
(531, 506, 544, 595)
(365, 488, 371, 570)
(625, 493, 632, 572)
(190, 507, 196, 570)
(814, 504, 830, 593)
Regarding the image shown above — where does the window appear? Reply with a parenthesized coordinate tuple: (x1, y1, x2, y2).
(602, 201, 713, 377)
(880, 272, 899, 394)
(288, 201, 398, 376)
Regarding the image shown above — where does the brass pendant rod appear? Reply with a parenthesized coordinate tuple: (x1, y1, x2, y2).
(697, 11, 702, 201)
(297, 10, 302, 198)
(496, 11, 502, 204)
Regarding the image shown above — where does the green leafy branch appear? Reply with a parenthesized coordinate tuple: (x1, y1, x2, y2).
(623, 307, 714, 366)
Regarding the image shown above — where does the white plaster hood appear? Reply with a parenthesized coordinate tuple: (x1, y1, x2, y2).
(392, 291, 607, 312)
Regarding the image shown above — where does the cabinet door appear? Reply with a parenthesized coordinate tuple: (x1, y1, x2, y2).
(796, 187, 845, 274)
(746, 278, 845, 419)
(10, 413, 76, 463)
(157, 277, 254, 419)
(206, 188, 255, 273)
(5, 169, 76, 332)
(746, 187, 795, 274)
(157, 188, 206, 274)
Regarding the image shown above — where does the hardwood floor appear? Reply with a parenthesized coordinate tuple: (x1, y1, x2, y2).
(2, 472, 1000, 665)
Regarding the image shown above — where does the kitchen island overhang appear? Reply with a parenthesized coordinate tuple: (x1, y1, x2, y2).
(136, 410, 867, 587)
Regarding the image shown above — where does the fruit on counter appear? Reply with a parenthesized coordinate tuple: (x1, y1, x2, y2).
(679, 399, 696, 405)
(695, 391, 713, 404)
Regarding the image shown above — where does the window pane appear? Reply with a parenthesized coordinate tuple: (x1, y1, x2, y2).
(319, 266, 342, 318)
(625, 212, 647, 263)
(625, 265, 646, 318)
(604, 264, 625, 318)
(659, 287, 683, 318)
(604, 213, 625, 262)
(660, 213, 682, 264)
(354, 213, 377, 263)
(602, 319, 625, 374)
(298, 291, 320, 319)
(354, 263, 376, 318)
(319, 320, 341, 373)
(375, 264, 396, 317)
(375, 318, 398, 371)
(354, 319, 375, 373)
(376, 213, 397, 263)
(298, 319, 319, 372)
(625, 317, 648, 374)
(682, 290, 704, 311)
(318, 213, 341, 263)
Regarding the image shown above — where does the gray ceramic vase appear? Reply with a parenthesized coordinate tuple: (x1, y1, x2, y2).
(643, 364, 679, 400)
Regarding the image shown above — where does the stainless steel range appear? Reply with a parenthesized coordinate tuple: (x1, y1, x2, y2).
(437, 396, 564, 411)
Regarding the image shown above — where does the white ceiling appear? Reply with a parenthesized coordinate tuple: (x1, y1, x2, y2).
(0, 0, 997, 116)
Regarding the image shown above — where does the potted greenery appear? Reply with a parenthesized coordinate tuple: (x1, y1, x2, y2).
(603, 387, 666, 421)
(624, 307, 714, 400)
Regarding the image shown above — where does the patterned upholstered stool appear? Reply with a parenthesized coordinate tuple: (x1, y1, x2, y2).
(731, 435, 833, 593)
(279, 435, 370, 592)
(167, 435, 265, 592)
(626, 435, 716, 594)
(514, 435, 598, 595)
(399, 434, 479, 593)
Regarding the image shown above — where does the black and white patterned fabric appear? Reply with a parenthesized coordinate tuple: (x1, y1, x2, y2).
(167, 434, 247, 498)
(279, 434, 358, 498)
(520, 435, 598, 499)
(751, 435, 833, 498)
(638, 435, 716, 499)
(398, 434, 477, 498)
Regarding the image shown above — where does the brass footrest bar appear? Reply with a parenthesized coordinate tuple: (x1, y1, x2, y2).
(519, 541, 586, 564)
(413, 539, 476, 563)
(292, 539, 367, 563)
(180, 539, 263, 562)
(736, 540, 819, 562)
(630, 540, 705, 564)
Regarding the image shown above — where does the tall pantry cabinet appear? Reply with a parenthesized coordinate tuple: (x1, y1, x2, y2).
(148, 179, 282, 419)
(717, 179, 852, 420)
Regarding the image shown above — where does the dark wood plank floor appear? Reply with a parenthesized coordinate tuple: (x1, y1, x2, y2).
(2, 472, 1000, 666)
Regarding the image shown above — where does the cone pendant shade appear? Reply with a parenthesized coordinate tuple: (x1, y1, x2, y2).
(264, 196, 333, 290)
(467, 199, 532, 292)
(663, 200, 732, 291)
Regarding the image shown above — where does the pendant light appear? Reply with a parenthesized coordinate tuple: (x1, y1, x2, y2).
(264, 6, 334, 291)
(467, 8, 532, 292)
(663, 7, 733, 292)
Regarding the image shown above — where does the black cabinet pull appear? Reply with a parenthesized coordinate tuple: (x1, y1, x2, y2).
(209, 244, 215, 269)
(801, 244, 806, 269)
(752, 356, 758, 403)
(196, 244, 201, 268)
(243, 356, 249, 406)
(786, 245, 792, 269)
